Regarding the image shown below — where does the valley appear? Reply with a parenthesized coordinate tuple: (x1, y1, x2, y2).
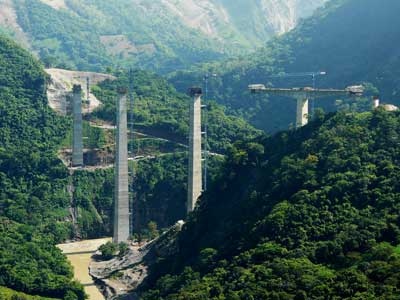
(0, 0, 400, 300)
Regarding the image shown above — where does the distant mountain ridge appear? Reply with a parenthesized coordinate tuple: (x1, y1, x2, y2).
(0, 0, 327, 72)
(158, 0, 328, 45)
(169, 0, 400, 133)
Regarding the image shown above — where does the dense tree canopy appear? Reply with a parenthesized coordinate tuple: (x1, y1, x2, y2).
(13, 0, 232, 72)
(140, 110, 400, 299)
(0, 35, 84, 300)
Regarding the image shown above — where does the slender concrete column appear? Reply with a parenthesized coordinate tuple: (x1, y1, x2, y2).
(113, 88, 130, 243)
(187, 87, 203, 214)
(296, 97, 309, 128)
(72, 85, 83, 167)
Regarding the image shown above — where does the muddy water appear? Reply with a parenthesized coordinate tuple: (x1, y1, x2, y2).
(58, 238, 112, 300)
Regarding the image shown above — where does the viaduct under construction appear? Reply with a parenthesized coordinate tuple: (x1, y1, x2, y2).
(248, 84, 364, 128)
(111, 86, 205, 241)
(68, 81, 131, 243)
(69, 77, 206, 242)
(69, 71, 365, 243)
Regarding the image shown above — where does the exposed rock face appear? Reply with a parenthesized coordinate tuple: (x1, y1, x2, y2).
(160, 0, 328, 43)
(39, 0, 67, 10)
(90, 221, 185, 300)
(0, 0, 30, 47)
(45, 68, 115, 115)
(260, 0, 328, 34)
(2, 0, 327, 56)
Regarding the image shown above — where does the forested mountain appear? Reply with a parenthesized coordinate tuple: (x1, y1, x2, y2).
(170, 0, 400, 132)
(0, 0, 325, 72)
(0, 35, 85, 300)
(1, 0, 400, 299)
(0, 28, 254, 298)
(139, 109, 400, 299)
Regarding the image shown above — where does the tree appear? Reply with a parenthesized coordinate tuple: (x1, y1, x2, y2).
(98, 242, 118, 260)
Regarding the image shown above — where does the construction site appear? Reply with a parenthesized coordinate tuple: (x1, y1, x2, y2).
(51, 64, 383, 246)
(49, 67, 387, 300)
(50, 66, 210, 299)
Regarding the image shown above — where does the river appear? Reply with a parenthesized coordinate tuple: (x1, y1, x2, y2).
(57, 238, 112, 300)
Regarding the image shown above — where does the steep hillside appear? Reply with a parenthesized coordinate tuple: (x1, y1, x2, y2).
(170, 0, 400, 132)
(46, 68, 115, 114)
(140, 109, 400, 299)
(160, 0, 327, 46)
(0, 35, 84, 299)
(0, 0, 325, 72)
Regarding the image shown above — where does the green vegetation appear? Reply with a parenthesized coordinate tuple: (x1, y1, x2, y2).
(146, 221, 160, 240)
(72, 152, 224, 239)
(98, 242, 118, 260)
(0, 35, 84, 299)
(13, 0, 233, 72)
(98, 242, 129, 260)
(92, 69, 261, 153)
(7, 0, 325, 73)
(170, 0, 400, 133)
(2, 0, 400, 298)
(70, 68, 259, 239)
(72, 169, 114, 238)
(141, 110, 400, 299)
(118, 242, 129, 257)
(0, 286, 57, 300)
(55, 64, 258, 242)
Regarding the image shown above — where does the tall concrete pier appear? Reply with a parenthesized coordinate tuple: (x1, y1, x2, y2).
(187, 87, 203, 214)
(113, 88, 130, 243)
(72, 85, 83, 167)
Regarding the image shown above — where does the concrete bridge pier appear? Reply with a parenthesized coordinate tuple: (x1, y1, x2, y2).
(72, 85, 83, 167)
(113, 88, 130, 243)
(187, 87, 203, 214)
